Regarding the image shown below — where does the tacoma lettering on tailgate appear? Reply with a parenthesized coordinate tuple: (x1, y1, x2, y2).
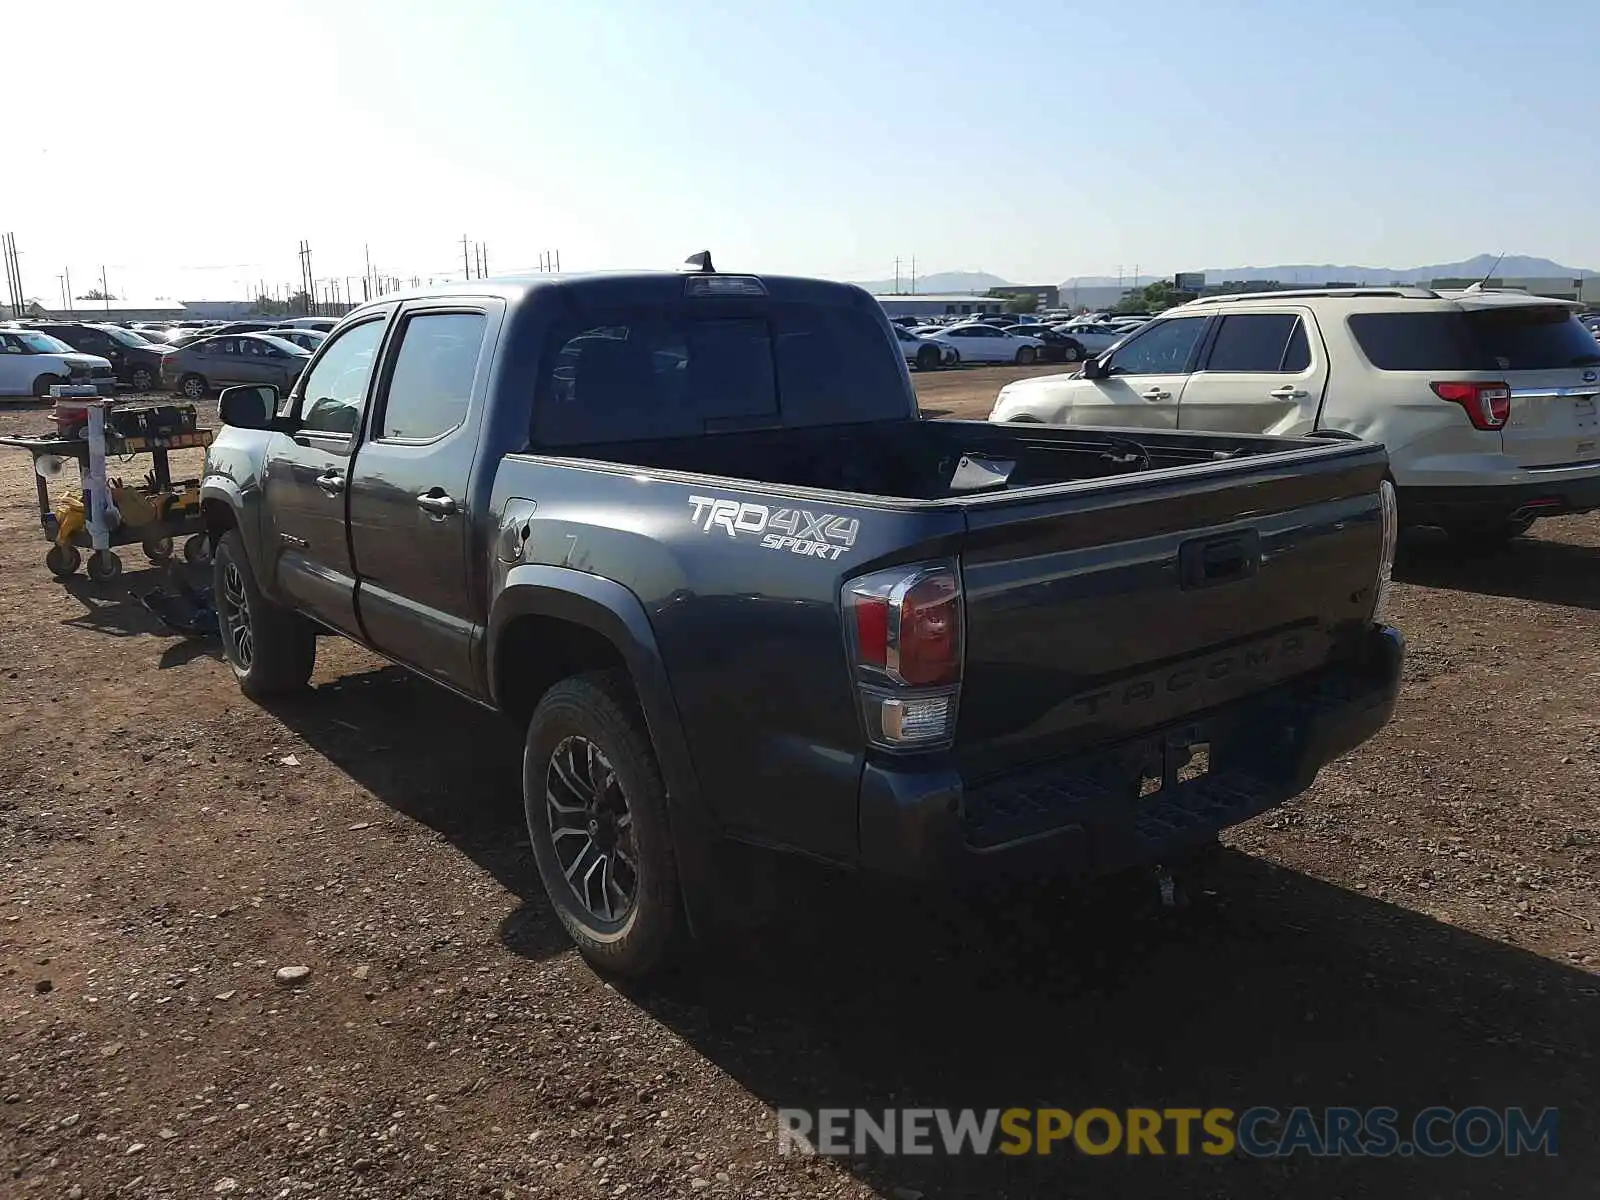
(687, 495, 860, 561)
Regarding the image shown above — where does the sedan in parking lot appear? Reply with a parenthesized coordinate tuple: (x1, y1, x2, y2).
(1052, 322, 1132, 356)
(265, 327, 329, 352)
(938, 322, 1046, 364)
(1005, 324, 1088, 363)
(894, 324, 958, 369)
(160, 333, 312, 400)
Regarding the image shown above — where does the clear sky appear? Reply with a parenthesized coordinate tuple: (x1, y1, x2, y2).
(7, 0, 1597, 302)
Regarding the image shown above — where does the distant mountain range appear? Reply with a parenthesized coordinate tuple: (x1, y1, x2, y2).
(850, 270, 1010, 296)
(857, 256, 1598, 296)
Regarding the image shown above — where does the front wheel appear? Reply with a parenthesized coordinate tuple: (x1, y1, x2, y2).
(213, 529, 316, 698)
(45, 543, 81, 578)
(32, 373, 65, 398)
(524, 670, 685, 977)
(1015, 346, 1037, 365)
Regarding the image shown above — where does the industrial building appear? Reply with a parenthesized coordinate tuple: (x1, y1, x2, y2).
(874, 293, 1012, 319)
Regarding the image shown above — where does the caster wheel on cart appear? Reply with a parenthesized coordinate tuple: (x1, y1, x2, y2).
(183, 533, 212, 565)
(143, 536, 175, 563)
(87, 550, 123, 584)
(45, 544, 82, 579)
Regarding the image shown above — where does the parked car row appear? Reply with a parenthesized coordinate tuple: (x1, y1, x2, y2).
(0, 318, 330, 400)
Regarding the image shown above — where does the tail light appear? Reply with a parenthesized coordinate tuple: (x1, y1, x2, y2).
(1372, 480, 1398, 623)
(843, 562, 963, 750)
(1431, 381, 1510, 431)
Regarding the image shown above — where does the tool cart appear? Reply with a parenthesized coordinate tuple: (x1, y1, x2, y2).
(0, 396, 215, 582)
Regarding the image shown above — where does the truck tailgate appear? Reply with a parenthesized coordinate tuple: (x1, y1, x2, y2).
(953, 444, 1388, 779)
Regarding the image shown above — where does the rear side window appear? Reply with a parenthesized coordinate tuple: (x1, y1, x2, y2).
(533, 302, 910, 445)
(1204, 314, 1311, 373)
(379, 312, 486, 440)
(1349, 307, 1600, 371)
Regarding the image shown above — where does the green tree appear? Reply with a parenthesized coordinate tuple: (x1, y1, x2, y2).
(1114, 280, 1176, 314)
(986, 288, 1039, 314)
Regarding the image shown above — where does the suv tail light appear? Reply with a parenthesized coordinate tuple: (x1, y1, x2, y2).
(843, 562, 963, 750)
(1431, 381, 1510, 430)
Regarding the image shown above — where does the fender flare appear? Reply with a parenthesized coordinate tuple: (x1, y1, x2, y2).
(488, 566, 713, 876)
(199, 476, 255, 566)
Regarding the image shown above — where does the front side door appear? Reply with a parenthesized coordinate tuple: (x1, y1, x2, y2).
(260, 314, 392, 634)
(346, 304, 497, 693)
(1067, 314, 1210, 429)
(1178, 309, 1327, 434)
(238, 337, 285, 387)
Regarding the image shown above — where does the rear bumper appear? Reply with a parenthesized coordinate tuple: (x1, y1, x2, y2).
(858, 624, 1404, 880)
(1398, 475, 1600, 527)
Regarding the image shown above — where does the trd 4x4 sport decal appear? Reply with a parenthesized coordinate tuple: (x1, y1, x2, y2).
(687, 495, 860, 561)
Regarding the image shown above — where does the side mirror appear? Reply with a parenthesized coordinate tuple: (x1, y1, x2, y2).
(218, 384, 278, 429)
(1081, 356, 1109, 380)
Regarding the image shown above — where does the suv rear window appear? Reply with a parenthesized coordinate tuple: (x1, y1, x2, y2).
(1349, 307, 1600, 371)
(534, 303, 911, 445)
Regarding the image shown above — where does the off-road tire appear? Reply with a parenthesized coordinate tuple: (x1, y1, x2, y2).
(213, 529, 316, 698)
(524, 670, 685, 977)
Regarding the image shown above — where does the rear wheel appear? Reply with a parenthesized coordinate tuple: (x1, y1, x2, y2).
(1015, 346, 1037, 365)
(142, 536, 175, 563)
(915, 345, 941, 371)
(86, 550, 123, 583)
(1061, 342, 1083, 363)
(524, 670, 685, 977)
(179, 373, 207, 401)
(129, 365, 156, 391)
(213, 529, 316, 697)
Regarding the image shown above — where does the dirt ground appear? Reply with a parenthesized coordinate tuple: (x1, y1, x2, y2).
(1, 372, 1597, 1199)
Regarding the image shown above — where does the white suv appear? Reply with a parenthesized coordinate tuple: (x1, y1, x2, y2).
(987, 287, 1600, 542)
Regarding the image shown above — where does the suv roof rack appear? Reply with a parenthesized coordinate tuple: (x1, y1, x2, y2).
(1184, 286, 1440, 306)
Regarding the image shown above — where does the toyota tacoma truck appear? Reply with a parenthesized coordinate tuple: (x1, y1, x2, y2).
(200, 260, 1404, 975)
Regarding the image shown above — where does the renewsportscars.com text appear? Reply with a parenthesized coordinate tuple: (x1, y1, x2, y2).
(777, 1106, 1557, 1159)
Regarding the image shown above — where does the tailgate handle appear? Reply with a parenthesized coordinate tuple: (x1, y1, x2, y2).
(1179, 531, 1260, 589)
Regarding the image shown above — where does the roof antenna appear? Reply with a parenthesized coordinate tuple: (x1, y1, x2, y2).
(682, 250, 715, 274)
(1463, 252, 1505, 294)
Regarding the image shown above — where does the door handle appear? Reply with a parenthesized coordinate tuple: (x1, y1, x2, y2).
(416, 491, 458, 517)
(1269, 386, 1309, 400)
(314, 471, 345, 495)
(1141, 387, 1171, 401)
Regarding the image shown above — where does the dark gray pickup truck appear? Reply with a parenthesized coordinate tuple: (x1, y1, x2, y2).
(200, 263, 1404, 974)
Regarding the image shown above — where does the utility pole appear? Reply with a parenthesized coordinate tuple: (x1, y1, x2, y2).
(481, 243, 489, 278)
(461, 234, 472, 280)
(910, 255, 916, 295)
(894, 256, 901, 295)
(1, 233, 20, 318)
(63, 266, 72, 318)
(364, 244, 373, 299)
(100, 265, 110, 311)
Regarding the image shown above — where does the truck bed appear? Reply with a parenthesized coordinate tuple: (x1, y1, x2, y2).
(554, 418, 1345, 503)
